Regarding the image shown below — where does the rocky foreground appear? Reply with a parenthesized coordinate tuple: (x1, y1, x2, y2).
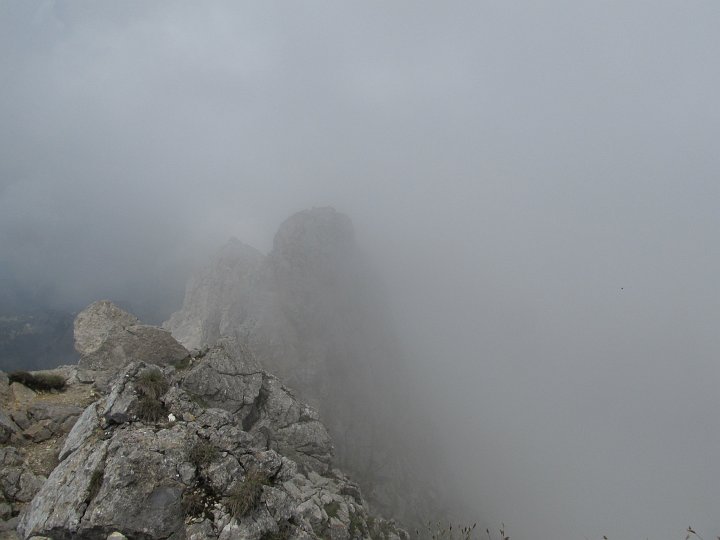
(0, 301, 408, 540)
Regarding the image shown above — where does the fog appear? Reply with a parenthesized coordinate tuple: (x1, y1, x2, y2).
(2, 1, 720, 537)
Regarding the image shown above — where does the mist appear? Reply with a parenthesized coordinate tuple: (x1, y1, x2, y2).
(2, 2, 720, 538)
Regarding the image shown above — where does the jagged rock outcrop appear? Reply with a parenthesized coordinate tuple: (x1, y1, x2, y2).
(165, 240, 265, 352)
(1, 302, 408, 540)
(164, 208, 443, 525)
(0, 365, 96, 537)
(76, 300, 190, 373)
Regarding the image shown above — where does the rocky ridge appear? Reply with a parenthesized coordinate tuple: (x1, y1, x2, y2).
(0, 301, 408, 540)
(165, 208, 444, 525)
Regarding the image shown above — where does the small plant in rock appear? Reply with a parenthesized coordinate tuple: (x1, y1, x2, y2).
(324, 501, 341, 519)
(189, 439, 219, 467)
(8, 371, 66, 392)
(135, 368, 169, 399)
(349, 511, 368, 537)
(86, 468, 104, 503)
(182, 478, 218, 520)
(171, 355, 192, 370)
(225, 469, 270, 518)
(182, 485, 218, 519)
(136, 395, 166, 422)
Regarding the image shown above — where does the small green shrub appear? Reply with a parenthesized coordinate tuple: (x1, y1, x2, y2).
(349, 511, 367, 537)
(87, 468, 104, 503)
(136, 395, 166, 422)
(189, 440, 219, 467)
(135, 368, 169, 399)
(170, 356, 192, 370)
(226, 469, 270, 518)
(8, 371, 66, 392)
(324, 501, 341, 519)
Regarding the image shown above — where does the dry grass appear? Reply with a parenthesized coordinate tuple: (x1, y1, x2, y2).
(135, 368, 169, 399)
(8, 371, 66, 392)
(189, 439, 219, 467)
(136, 395, 166, 422)
(226, 469, 270, 518)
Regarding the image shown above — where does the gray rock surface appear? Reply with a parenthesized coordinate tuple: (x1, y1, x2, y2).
(0, 413, 19, 444)
(59, 403, 99, 462)
(0, 373, 11, 406)
(9, 304, 407, 540)
(164, 239, 265, 351)
(74, 301, 139, 357)
(75, 301, 189, 372)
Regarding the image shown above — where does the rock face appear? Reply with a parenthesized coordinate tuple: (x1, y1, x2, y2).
(164, 240, 265, 352)
(0, 365, 96, 537)
(165, 208, 442, 525)
(76, 300, 190, 372)
(2, 302, 408, 540)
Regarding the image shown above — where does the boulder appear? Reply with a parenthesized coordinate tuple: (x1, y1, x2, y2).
(59, 403, 99, 461)
(0, 412, 20, 444)
(73, 301, 139, 356)
(10, 383, 36, 404)
(74, 301, 190, 373)
(181, 338, 263, 415)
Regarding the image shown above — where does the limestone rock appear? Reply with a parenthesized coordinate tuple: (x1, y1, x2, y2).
(179, 340, 333, 473)
(74, 301, 139, 356)
(74, 301, 189, 372)
(163, 208, 437, 525)
(181, 338, 263, 415)
(59, 402, 100, 461)
(0, 412, 20, 444)
(164, 239, 265, 350)
(10, 383, 36, 404)
(16, 336, 405, 540)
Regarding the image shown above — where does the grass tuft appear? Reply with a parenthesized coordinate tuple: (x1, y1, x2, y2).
(226, 469, 270, 518)
(87, 468, 104, 503)
(136, 395, 166, 422)
(324, 501, 341, 519)
(135, 368, 169, 399)
(189, 439, 219, 467)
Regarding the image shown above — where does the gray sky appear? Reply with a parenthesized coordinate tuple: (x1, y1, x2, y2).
(2, 1, 720, 537)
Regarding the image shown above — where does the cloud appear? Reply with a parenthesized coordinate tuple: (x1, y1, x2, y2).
(1, 2, 720, 537)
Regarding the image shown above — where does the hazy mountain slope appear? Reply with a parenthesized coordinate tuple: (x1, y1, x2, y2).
(1, 301, 408, 540)
(165, 208, 446, 525)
